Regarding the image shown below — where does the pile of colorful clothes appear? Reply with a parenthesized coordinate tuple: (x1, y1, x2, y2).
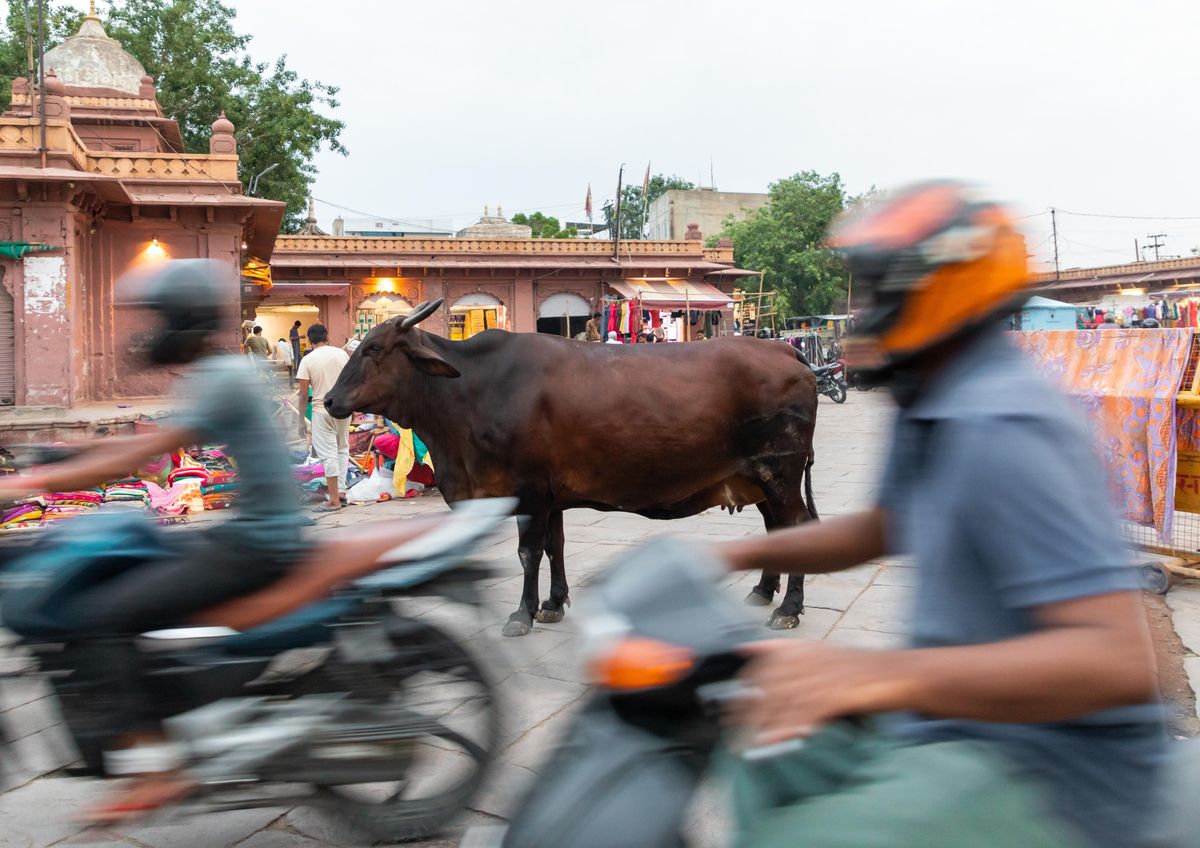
(103, 479, 151, 508)
(41, 489, 104, 522)
(0, 502, 42, 530)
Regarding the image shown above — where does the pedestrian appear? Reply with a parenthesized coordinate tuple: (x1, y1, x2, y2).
(605, 330, 622, 345)
(718, 182, 1163, 848)
(1097, 312, 1120, 329)
(244, 325, 271, 358)
(240, 319, 255, 353)
(296, 323, 351, 512)
(652, 324, 666, 344)
(585, 312, 602, 342)
(271, 336, 294, 383)
(289, 320, 303, 372)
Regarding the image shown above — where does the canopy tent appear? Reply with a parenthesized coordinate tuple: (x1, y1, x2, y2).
(606, 279, 733, 309)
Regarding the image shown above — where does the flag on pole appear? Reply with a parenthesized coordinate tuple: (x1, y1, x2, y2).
(642, 163, 651, 199)
(585, 183, 593, 223)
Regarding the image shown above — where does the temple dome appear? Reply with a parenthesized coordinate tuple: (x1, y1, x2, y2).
(42, 14, 148, 95)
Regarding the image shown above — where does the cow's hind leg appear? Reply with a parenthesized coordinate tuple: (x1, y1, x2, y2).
(763, 490, 809, 630)
(504, 509, 548, 637)
(746, 502, 781, 607)
(535, 509, 569, 624)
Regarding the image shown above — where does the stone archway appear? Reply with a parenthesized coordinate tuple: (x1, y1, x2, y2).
(537, 291, 591, 338)
(450, 292, 504, 340)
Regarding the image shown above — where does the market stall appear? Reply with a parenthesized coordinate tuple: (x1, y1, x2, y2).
(606, 278, 734, 341)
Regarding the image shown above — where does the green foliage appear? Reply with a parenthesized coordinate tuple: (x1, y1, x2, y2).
(602, 174, 695, 240)
(720, 171, 851, 317)
(511, 211, 577, 239)
(0, 3, 84, 110)
(0, 0, 345, 233)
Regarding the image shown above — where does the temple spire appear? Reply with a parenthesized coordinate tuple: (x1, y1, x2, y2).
(88, 0, 97, 17)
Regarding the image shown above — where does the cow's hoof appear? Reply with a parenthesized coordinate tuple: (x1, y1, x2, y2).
(744, 588, 774, 607)
(767, 611, 801, 630)
(535, 607, 566, 624)
(503, 617, 532, 637)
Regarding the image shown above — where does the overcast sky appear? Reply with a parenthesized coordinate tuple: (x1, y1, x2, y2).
(81, 1, 1200, 269)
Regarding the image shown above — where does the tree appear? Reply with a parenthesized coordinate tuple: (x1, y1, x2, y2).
(719, 171, 851, 317)
(0, 3, 84, 111)
(602, 174, 695, 240)
(511, 211, 577, 239)
(0, 0, 345, 232)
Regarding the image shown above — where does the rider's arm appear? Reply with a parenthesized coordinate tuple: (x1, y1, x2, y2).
(718, 509, 886, 575)
(0, 426, 196, 498)
(738, 590, 1156, 742)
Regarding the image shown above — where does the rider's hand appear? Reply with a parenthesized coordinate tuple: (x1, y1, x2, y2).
(730, 641, 913, 745)
(0, 473, 43, 504)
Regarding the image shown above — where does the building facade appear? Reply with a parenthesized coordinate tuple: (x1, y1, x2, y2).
(257, 233, 752, 346)
(0, 11, 281, 409)
(645, 188, 768, 241)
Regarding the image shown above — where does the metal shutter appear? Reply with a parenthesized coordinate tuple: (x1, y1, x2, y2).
(0, 284, 14, 405)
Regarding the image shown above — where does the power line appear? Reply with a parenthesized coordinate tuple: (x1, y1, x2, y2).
(1145, 233, 1167, 261)
(1058, 209, 1200, 221)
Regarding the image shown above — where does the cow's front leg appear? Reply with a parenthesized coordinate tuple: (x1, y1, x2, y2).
(504, 510, 548, 637)
(536, 510, 569, 624)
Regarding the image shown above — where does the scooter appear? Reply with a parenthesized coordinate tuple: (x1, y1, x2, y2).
(0, 493, 515, 842)
(463, 537, 764, 848)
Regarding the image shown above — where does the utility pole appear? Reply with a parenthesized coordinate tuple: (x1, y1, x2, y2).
(612, 164, 624, 259)
(1050, 207, 1060, 280)
(37, 0, 45, 168)
(1146, 233, 1166, 262)
(1135, 238, 1140, 262)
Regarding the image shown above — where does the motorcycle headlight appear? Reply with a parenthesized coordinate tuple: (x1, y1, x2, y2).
(586, 636, 696, 691)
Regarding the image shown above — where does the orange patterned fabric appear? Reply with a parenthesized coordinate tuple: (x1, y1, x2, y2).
(1011, 329, 1194, 541)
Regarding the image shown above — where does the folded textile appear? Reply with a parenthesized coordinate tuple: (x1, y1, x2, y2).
(199, 483, 238, 495)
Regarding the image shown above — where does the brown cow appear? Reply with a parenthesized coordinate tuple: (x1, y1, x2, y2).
(325, 299, 819, 636)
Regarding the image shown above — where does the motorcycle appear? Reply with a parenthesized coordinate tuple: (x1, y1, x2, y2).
(462, 539, 1200, 848)
(0, 488, 514, 842)
(811, 360, 847, 404)
(463, 537, 764, 848)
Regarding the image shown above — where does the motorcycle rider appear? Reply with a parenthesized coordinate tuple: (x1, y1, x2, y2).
(719, 182, 1165, 848)
(0, 260, 308, 820)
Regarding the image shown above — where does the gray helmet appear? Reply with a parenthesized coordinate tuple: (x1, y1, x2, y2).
(118, 259, 230, 365)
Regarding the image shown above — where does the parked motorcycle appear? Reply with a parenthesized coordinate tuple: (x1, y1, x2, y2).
(0, 492, 514, 842)
(811, 360, 848, 403)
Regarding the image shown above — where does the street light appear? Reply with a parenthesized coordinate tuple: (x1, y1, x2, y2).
(247, 163, 279, 195)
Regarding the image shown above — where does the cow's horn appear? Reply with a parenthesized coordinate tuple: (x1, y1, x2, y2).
(402, 298, 444, 329)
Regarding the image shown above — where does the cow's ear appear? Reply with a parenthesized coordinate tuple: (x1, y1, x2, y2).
(407, 345, 461, 378)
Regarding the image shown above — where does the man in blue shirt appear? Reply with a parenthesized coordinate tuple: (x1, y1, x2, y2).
(720, 182, 1165, 847)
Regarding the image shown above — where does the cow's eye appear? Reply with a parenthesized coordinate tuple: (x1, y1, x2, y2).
(365, 342, 382, 355)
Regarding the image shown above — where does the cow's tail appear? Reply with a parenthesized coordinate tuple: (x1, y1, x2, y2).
(803, 452, 819, 520)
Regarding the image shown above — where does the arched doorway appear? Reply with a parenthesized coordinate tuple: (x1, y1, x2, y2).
(254, 298, 320, 355)
(537, 292, 591, 338)
(450, 293, 503, 340)
(0, 270, 12, 405)
(356, 293, 413, 339)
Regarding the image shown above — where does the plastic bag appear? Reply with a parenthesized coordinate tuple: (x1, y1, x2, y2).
(346, 467, 393, 503)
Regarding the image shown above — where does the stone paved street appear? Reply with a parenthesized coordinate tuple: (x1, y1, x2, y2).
(5, 386, 1185, 847)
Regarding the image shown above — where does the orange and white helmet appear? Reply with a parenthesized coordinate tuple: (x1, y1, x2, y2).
(829, 181, 1029, 376)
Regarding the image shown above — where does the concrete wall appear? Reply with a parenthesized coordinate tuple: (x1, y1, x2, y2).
(646, 189, 768, 241)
